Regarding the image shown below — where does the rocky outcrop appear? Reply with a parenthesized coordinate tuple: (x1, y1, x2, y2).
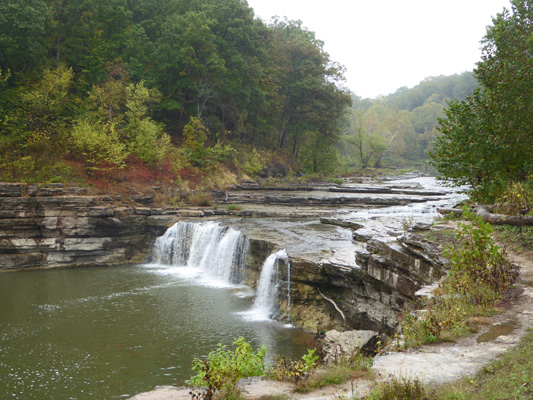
(241, 226, 449, 335)
(0, 183, 181, 270)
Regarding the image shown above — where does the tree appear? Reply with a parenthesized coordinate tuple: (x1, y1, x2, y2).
(431, 0, 533, 200)
(0, 0, 51, 73)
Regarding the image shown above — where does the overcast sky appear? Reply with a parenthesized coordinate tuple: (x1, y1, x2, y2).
(246, 0, 511, 98)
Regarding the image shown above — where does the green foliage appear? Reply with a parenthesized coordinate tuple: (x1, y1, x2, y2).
(70, 120, 127, 168)
(431, 1, 533, 200)
(445, 213, 518, 301)
(182, 117, 235, 170)
(226, 204, 242, 212)
(187, 337, 267, 394)
(267, 349, 319, 382)
(495, 180, 533, 216)
(294, 352, 373, 394)
(239, 148, 265, 178)
(402, 213, 518, 347)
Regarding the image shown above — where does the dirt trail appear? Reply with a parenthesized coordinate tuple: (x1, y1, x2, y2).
(373, 247, 533, 384)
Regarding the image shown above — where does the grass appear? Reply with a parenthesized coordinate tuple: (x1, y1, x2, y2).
(357, 377, 429, 400)
(294, 354, 373, 393)
(189, 192, 213, 206)
(493, 225, 533, 254)
(226, 204, 242, 212)
(434, 328, 533, 399)
(258, 394, 290, 400)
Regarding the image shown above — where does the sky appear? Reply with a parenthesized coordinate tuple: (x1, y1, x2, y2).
(246, 0, 512, 98)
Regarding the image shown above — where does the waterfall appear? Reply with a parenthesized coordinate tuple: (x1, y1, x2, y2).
(249, 250, 288, 321)
(151, 221, 249, 284)
(286, 259, 291, 323)
(152, 222, 291, 323)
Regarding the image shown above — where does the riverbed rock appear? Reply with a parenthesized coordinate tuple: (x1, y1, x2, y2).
(322, 329, 377, 363)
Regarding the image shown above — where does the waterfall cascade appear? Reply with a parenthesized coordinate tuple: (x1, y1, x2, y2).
(249, 249, 289, 321)
(151, 221, 249, 284)
(151, 221, 291, 323)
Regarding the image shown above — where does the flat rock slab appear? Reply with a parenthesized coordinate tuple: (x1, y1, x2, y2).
(128, 386, 190, 400)
(374, 284, 533, 384)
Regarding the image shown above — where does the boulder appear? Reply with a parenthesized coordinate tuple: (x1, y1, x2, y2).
(322, 329, 377, 363)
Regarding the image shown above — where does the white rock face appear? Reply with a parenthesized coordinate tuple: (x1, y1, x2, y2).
(322, 329, 377, 363)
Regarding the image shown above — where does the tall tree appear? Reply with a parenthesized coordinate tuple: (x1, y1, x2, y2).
(431, 0, 533, 199)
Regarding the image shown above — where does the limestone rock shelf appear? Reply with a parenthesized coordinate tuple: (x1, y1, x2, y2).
(0, 183, 180, 270)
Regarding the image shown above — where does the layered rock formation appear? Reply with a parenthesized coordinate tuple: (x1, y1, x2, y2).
(0, 183, 180, 270)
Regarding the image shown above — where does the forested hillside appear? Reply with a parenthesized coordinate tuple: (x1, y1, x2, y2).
(0, 0, 352, 189)
(0, 0, 491, 192)
(338, 72, 478, 172)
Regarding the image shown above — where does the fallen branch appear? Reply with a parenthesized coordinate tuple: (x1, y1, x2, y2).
(473, 205, 533, 227)
(318, 289, 347, 326)
(438, 206, 533, 227)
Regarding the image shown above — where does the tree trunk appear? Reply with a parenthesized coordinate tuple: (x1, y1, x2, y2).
(438, 205, 533, 226)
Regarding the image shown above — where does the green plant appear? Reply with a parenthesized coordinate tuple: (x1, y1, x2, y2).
(258, 394, 290, 400)
(294, 352, 373, 393)
(402, 211, 518, 347)
(226, 204, 242, 212)
(444, 212, 518, 302)
(266, 349, 319, 383)
(495, 180, 533, 216)
(360, 377, 430, 400)
(187, 337, 267, 400)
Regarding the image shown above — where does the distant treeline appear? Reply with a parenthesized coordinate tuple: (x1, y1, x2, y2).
(339, 72, 478, 171)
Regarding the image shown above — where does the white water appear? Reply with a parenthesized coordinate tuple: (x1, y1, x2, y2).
(151, 221, 249, 285)
(151, 222, 292, 323)
(244, 250, 289, 321)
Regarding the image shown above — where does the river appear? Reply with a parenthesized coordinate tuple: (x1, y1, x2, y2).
(0, 264, 313, 399)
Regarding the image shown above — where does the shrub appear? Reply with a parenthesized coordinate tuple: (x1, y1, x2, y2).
(187, 337, 266, 400)
(272, 350, 372, 393)
(70, 120, 127, 168)
(402, 211, 519, 347)
(226, 204, 242, 212)
(267, 349, 319, 382)
(495, 180, 533, 216)
(189, 192, 212, 206)
(444, 212, 518, 301)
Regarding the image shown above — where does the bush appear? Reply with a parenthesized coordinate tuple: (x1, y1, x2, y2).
(187, 337, 267, 399)
(445, 212, 518, 301)
(495, 180, 533, 216)
(189, 192, 212, 206)
(70, 120, 127, 168)
(402, 212, 519, 347)
(267, 349, 319, 383)
(270, 350, 372, 393)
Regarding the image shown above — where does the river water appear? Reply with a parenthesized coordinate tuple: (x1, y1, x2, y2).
(0, 264, 313, 399)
